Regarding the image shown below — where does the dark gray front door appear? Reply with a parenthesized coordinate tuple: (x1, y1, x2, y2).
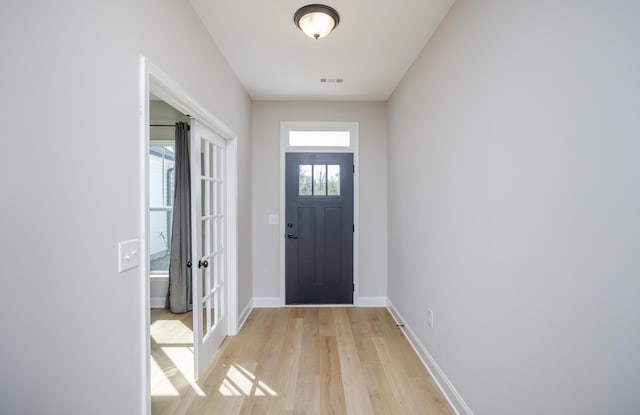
(285, 153, 354, 304)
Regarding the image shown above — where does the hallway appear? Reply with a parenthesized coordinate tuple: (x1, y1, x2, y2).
(151, 307, 454, 414)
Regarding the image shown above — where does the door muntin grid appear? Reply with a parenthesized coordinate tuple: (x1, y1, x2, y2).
(198, 139, 226, 340)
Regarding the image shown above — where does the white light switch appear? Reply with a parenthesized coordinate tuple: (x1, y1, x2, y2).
(268, 214, 279, 225)
(118, 239, 139, 273)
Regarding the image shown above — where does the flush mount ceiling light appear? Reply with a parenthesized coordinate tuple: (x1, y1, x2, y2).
(294, 4, 340, 40)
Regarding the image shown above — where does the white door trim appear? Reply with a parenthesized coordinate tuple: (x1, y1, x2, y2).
(279, 121, 360, 306)
(139, 56, 239, 415)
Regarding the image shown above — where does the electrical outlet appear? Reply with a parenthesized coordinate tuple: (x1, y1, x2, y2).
(427, 308, 434, 328)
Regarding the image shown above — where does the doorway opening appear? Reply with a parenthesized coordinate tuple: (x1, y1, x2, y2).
(140, 57, 239, 415)
(147, 99, 197, 402)
(279, 121, 360, 306)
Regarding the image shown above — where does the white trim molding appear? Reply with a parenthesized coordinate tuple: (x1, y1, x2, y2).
(386, 300, 474, 415)
(149, 297, 166, 309)
(237, 300, 253, 332)
(253, 297, 282, 308)
(358, 296, 387, 307)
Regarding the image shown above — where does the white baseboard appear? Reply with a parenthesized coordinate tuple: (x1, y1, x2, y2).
(253, 297, 282, 308)
(150, 297, 166, 308)
(237, 299, 253, 331)
(386, 300, 473, 415)
(252, 296, 388, 307)
(150, 276, 168, 309)
(358, 296, 387, 307)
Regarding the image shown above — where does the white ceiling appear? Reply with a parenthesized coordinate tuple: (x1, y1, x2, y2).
(189, 0, 455, 101)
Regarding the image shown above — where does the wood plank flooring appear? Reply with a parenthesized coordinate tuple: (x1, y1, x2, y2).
(151, 307, 454, 415)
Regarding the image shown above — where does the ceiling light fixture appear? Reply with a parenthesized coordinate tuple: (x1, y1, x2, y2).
(294, 4, 340, 40)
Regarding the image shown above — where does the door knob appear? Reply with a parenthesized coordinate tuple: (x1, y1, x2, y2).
(287, 233, 298, 239)
(198, 260, 209, 268)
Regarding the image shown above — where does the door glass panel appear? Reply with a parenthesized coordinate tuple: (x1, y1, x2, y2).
(209, 180, 215, 216)
(219, 281, 225, 319)
(201, 220, 206, 255)
(217, 217, 223, 253)
(202, 300, 207, 336)
(201, 269, 206, 304)
(200, 149, 205, 178)
(313, 165, 326, 196)
(200, 180, 205, 215)
(208, 143, 215, 179)
(209, 220, 215, 253)
(216, 144, 223, 179)
(327, 165, 340, 196)
(214, 255, 218, 292)
(299, 165, 312, 195)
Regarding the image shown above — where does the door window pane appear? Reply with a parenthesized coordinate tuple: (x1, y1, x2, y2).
(299, 165, 312, 195)
(313, 165, 326, 196)
(201, 219, 207, 255)
(327, 165, 340, 196)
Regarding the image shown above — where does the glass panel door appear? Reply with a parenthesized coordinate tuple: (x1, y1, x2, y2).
(191, 120, 227, 378)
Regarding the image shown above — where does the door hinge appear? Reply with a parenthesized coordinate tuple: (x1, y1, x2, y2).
(352, 283, 355, 293)
(353, 224, 355, 232)
(353, 164, 355, 173)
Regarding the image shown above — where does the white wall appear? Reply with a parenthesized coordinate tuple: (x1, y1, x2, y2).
(0, 2, 251, 414)
(387, 1, 640, 414)
(251, 101, 388, 303)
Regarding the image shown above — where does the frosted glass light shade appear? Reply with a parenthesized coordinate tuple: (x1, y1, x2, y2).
(294, 4, 340, 40)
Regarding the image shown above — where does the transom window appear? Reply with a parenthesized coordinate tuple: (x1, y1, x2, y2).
(289, 130, 350, 147)
(299, 164, 340, 196)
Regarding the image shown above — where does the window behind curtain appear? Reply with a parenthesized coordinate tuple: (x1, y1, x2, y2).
(149, 142, 175, 274)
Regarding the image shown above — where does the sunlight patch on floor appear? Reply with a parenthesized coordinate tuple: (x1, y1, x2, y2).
(162, 346, 195, 380)
(151, 319, 193, 344)
(151, 315, 204, 398)
(150, 354, 180, 397)
(218, 364, 278, 397)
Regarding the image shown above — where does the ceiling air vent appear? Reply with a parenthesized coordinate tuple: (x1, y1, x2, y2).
(320, 77, 344, 84)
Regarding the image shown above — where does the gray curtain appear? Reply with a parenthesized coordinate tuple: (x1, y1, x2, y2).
(167, 122, 192, 313)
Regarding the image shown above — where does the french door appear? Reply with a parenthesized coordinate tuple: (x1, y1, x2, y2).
(190, 120, 227, 377)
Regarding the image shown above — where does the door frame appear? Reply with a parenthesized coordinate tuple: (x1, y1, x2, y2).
(139, 57, 239, 414)
(279, 121, 359, 306)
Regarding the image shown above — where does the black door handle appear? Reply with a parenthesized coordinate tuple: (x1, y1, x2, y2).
(186, 260, 192, 268)
(287, 233, 298, 239)
(198, 260, 209, 268)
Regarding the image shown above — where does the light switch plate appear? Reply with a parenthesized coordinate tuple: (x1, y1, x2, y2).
(118, 239, 139, 273)
(268, 214, 279, 225)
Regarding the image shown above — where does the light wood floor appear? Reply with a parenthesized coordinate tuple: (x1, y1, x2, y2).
(151, 307, 454, 415)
